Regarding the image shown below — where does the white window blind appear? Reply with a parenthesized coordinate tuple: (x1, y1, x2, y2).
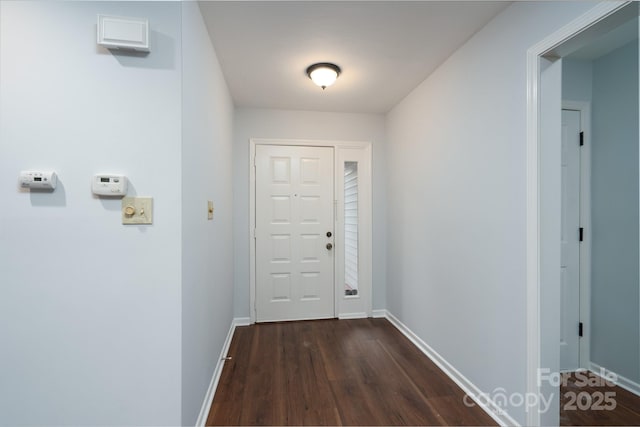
(344, 162, 358, 293)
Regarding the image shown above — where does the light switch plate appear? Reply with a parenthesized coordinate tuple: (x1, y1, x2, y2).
(122, 197, 153, 225)
(208, 201, 214, 220)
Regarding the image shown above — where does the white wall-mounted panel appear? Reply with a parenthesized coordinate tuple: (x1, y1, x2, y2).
(98, 14, 150, 52)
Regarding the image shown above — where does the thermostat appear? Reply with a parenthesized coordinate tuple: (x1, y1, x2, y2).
(92, 174, 128, 196)
(19, 171, 57, 190)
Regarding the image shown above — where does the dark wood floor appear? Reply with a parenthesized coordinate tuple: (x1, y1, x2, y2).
(206, 318, 497, 426)
(560, 371, 640, 426)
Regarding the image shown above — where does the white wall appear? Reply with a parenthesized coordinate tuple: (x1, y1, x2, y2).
(1, 2, 237, 425)
(563, 58, 593, 102)
(385, 2, 596, 424)
(181, 3, 234, 426)
(233, 108, 386, 318)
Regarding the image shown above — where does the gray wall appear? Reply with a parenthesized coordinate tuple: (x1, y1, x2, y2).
(233, 108, 387, 318)
(563, 58, 593, 102)
(0, 2, 236, 424)
(0, 2, 182, 424)
(590, 40, 640, 383)
(181, 3, 235, 425)
(385, 2, 595, 424)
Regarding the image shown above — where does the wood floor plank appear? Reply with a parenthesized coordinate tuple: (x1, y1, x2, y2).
(281, 322, 341, 425)
(376, 328, 462, 399)
(239, 323, 285, 425)
(427, 395, 498, 426)
(349, 339, 446, 425)
(206, 326, 253, 425)
(315, 321, 363, 382)
(368, 319, 495, 426)
(207, 318, 497, 426)
(210, 321, 640, 426)
(560, 371, 640, 426)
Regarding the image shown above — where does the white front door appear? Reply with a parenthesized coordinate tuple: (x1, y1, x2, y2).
(560, 109, 581, 371)
(255, 145, 335, 322)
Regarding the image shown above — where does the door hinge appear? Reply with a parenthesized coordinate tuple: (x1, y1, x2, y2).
(579, 322, 583, 337)
(579, 227, 584, 242)
(579, 131, 584, 146)
(253, 228, 256, 239)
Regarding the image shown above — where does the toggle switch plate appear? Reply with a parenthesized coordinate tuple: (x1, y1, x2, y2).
(122, 197, 153, 225)
(208, 200, 214, 220)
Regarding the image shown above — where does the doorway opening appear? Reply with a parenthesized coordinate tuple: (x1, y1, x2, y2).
(527, 2, 640, 425)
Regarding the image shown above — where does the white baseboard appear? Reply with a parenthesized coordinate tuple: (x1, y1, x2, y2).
(338, 312, 368, 319)
(590, 362, 640, 397)
(382, 310, 519, 427)
(234, 317, 251, 326)
(195, 317, 245, 427)
(371, 309, 387, 318)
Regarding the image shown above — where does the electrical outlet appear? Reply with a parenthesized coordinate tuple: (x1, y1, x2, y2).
(208, 201, 214, 220)
(122, 197, 153, 225)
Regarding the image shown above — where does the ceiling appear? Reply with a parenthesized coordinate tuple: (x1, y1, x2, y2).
(199, 1, 510, 114)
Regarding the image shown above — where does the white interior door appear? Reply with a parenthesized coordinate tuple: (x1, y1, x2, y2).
(255, 145, 335, 322)
(560, 109, 581, 371)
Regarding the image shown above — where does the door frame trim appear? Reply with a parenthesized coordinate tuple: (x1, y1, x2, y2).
(249, 138, 373, 324)
(562, 101, 592, 371)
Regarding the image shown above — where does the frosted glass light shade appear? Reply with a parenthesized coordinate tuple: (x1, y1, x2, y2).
(306, 63, 341, 90)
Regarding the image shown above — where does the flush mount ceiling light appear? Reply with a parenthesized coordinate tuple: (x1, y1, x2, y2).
(306, 62, 341, 90)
